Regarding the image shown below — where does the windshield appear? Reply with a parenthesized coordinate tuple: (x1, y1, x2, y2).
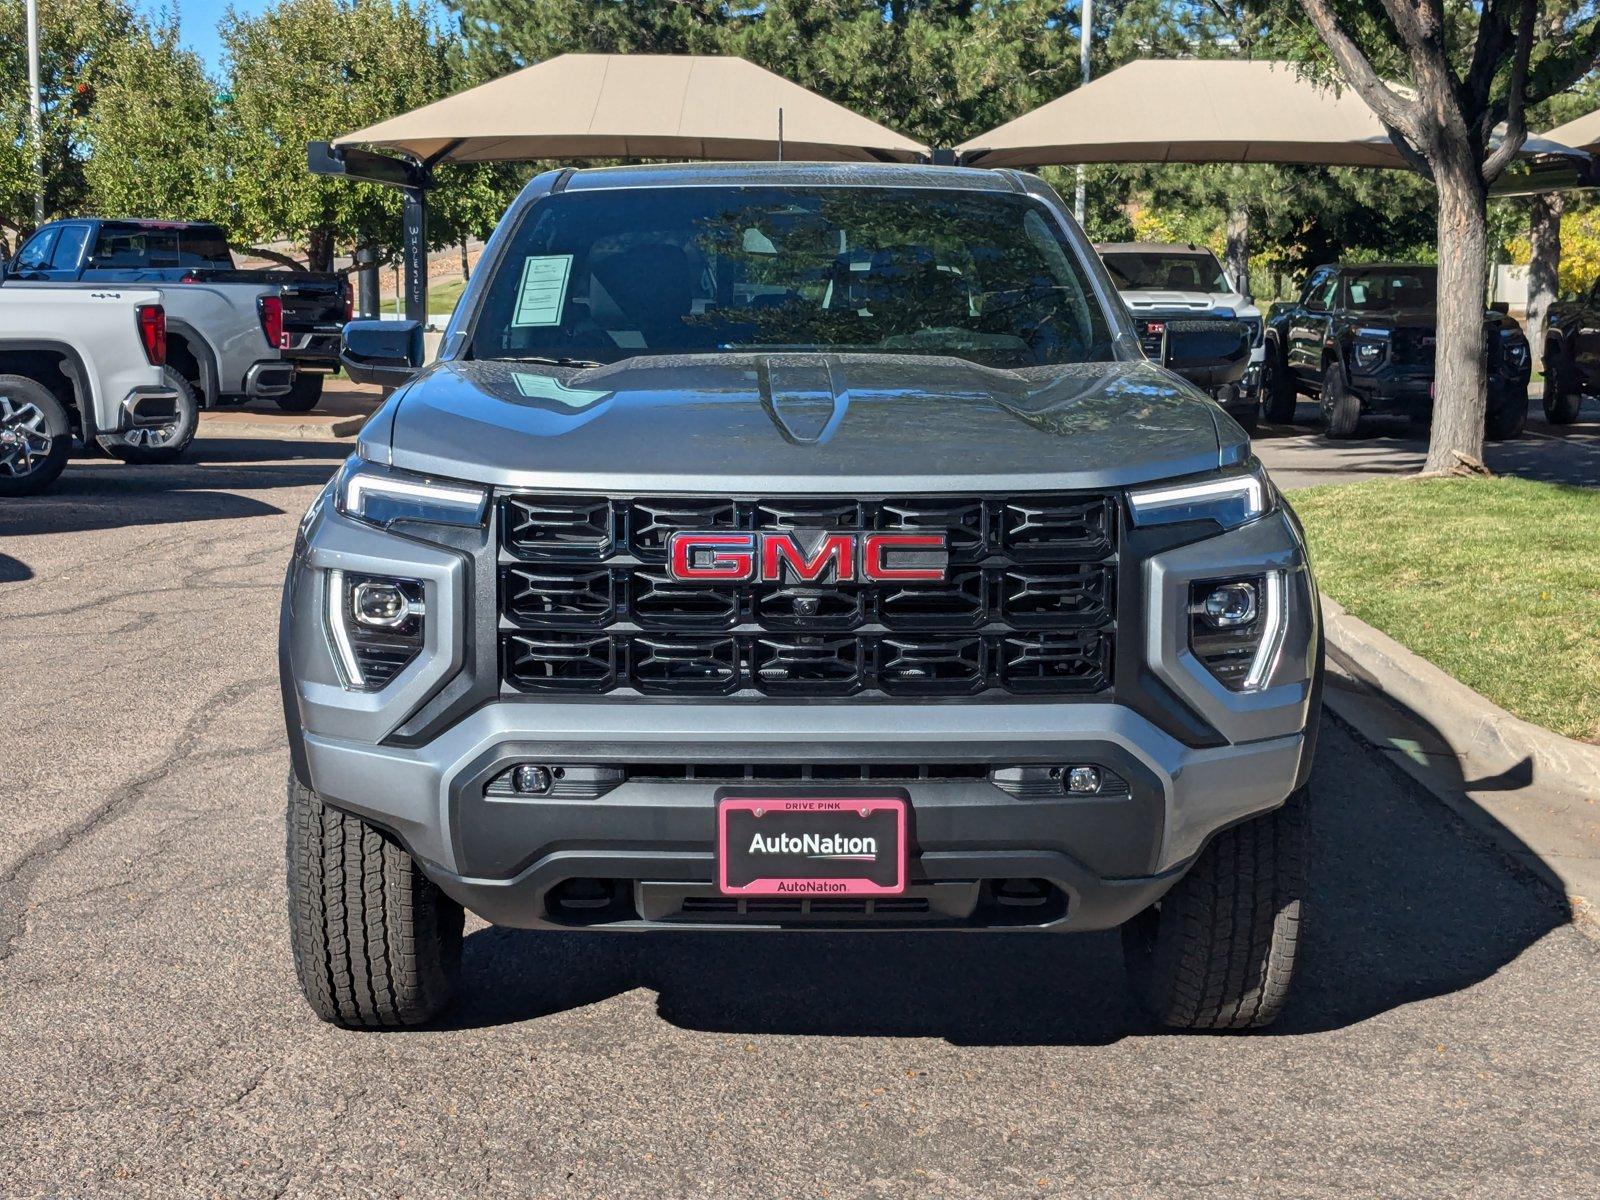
(467, 186, 1115, 369)
(1345, 268, 1436, 310)
(1101, 251, 1230, 294)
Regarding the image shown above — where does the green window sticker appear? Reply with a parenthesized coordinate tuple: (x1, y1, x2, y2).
(511, 255, 573, 327)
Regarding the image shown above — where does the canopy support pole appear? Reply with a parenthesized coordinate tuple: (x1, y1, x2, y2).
(308, 140, 461, 324)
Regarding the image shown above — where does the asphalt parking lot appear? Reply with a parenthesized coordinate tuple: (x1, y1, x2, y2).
(2, 419, 1599, 1197)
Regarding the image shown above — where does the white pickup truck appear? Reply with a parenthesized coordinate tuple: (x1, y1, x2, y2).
(0, 285, 184, 495)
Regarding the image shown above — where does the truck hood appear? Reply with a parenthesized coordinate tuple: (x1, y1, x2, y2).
(1117, 289, 1258, 319)
(1350, 307, 1512, 330)
(377, 354, 1235, 493)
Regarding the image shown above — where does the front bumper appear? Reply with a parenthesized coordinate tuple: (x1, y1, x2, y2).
(299, 699, 1310, 932)
(283, 494, 1321, 934)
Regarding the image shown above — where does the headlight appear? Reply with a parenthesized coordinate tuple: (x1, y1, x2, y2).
(1187, 573, 1289, 692)
(327, 569, 427, 691)
(1504, 337, 1530, 369)
(1128, 462, 1272, 531)
(335, 456, 487, 529)
(1354, 340, 1386, 369)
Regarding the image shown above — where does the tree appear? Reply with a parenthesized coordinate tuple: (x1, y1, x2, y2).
(0, 0, 138, 246)
(79, 18, 219, 221)
(218, 0, 513, 271)
(1283, 0, 1600, 473)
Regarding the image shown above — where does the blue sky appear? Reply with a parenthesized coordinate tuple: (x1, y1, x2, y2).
(178, 0, 271, 74)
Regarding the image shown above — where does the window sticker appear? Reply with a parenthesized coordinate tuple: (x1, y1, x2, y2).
(510, 255, 573, 327)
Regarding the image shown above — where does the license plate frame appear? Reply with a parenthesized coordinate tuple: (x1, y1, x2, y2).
(716, 796, 907, 897)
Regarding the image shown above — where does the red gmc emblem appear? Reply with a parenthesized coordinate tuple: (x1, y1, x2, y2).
(667, 531, 949, 584)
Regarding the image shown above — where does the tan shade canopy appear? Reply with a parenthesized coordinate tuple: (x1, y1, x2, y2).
(1541, 108, 1600, 153)
(957, 58, 1577, 170)
(334, 53, 928, 165)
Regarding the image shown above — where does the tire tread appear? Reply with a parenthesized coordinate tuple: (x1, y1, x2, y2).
(1125, 785, 1308, 1030)
(285, 774, 462, 1028)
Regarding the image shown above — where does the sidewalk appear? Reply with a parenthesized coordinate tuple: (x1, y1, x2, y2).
(196, 378, 382, 442)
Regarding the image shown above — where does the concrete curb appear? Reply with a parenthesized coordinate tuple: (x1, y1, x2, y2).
(1321, 597, 1600, 793)
(1321, 595, 1599, 926)
(196, 414, 366, 442)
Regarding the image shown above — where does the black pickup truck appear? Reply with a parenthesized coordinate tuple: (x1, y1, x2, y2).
(2, 219, 350, 411)
(1261, 264, 1531, 440)
(1537, 285, 1600, 425)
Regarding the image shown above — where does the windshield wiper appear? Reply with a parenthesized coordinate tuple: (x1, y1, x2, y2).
(496, 354, 604, 368)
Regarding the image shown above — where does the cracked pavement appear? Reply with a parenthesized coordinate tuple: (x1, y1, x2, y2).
(2, 438, 1599, 1199)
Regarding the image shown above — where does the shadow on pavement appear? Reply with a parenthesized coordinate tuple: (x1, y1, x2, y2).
(1254, 395, 1600, 489)
(440, 708, 1572, 1045)
(0, 438, 347, 538)
(0, 552, 34, 582)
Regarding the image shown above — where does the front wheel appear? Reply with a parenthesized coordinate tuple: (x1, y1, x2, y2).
(0, 374, 72, 496)
(1542, 349, 1583, 425)
(286, 774, 464, 1028)
(1260, 349, 1298, 423)
(1485, 382, 1528, 441)
(104, 367, 199, 464)
(1123, 784, 1309, 1030)
(1321, 362, 1360, 439)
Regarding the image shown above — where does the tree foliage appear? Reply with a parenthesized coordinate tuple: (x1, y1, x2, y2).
(217, 0, 511, 269)
(0, 0, 138, 247)
(79, 16, 218, 221)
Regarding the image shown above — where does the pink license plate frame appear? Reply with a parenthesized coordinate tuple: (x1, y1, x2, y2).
(716, 796, 907, 897)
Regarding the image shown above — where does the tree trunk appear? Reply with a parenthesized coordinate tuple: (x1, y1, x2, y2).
(460, 240, 470, 283)
(307, 227, 335, 274)
(1525, 192, 1563, 372)
(1425, 153, 1490, 475)
(1225, 199, 1250, 298)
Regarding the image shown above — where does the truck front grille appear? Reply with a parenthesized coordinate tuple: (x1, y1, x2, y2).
(496, 492, 1117, 698)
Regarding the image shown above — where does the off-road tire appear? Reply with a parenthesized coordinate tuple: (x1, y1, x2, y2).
(1260, 348, 1298, 423)
(1321, 362, 1360, 439)
(275, 372, 325, 413)
(105, 367, 199, 464)
(1485, 382, 1528, 441)
(1542, 349, 1583, 425)
(286, 774, 463, 1028)
(0, 374, 72, 496)
(1123, 784, 1308, 1030)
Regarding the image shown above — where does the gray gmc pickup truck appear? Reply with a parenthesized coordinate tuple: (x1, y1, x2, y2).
(280, 163, 1322, 1031)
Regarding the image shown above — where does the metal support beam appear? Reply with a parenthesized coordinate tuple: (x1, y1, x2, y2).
(401, 188, 428, 324)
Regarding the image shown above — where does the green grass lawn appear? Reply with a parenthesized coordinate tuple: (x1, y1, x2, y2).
(426, 278, 467, 315)
(1291, 477, 1600, 743)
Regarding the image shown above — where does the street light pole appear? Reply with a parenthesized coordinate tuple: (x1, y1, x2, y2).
(1074, 0, 1092, 224)
(26, 0, 44, 225)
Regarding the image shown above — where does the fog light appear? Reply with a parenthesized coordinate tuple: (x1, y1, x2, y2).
(1066, 766, 1101, 795)
(1200, 581, 1258, 629)
(512, 764, 554, 796)
(352, 580, 411, 628)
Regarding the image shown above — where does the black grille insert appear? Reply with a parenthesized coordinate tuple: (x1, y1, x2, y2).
(498, 492, 1117, 698)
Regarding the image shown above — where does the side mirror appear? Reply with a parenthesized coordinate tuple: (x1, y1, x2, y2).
(1488, 300, 1510, 315)
(341, 319, 423, 388)
(1162, 320, 1252, 388)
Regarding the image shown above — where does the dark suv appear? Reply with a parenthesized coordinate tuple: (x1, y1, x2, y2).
(1261, 263, 1530, 439)
(281, 163, 1322, 1032)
